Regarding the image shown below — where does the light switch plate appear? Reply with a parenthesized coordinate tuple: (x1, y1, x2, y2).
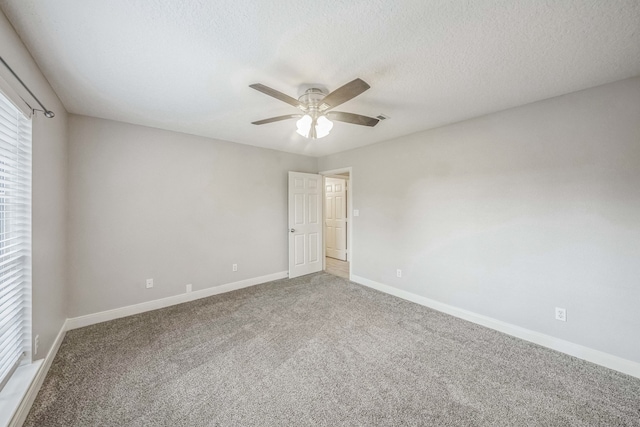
(353, 209, 360, 217)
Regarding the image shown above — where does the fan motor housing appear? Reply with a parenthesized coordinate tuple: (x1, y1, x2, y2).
(298, 88, 327, 110)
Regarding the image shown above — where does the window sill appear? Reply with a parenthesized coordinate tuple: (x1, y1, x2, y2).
(0, 360, 42, 427)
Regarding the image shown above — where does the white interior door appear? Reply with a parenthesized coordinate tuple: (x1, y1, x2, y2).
(325, 177, 347, 261)
(288, 172, 323, 278)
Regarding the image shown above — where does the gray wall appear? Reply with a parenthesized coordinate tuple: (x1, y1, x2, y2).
(319, 77, 640, 363)
(68, 115, 317, 317)
(0, 10, 68, 358)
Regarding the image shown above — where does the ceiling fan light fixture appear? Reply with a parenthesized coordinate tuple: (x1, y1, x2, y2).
(296, 114, 312, 137)
(296, 114, 333, 139)
(316, 115, 333, 138)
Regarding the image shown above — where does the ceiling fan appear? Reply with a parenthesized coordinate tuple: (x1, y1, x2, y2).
(249, 78, 379, 139)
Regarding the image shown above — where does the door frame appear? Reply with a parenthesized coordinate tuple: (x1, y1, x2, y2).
(319, 167, 353, 280)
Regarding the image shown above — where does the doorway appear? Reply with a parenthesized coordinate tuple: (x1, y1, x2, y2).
(321, 168, 352, 280)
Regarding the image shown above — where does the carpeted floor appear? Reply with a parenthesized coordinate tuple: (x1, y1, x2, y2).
(25, 272, 640, 426)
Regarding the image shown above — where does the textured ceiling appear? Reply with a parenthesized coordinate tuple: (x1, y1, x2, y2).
(1, 0, 639, 157)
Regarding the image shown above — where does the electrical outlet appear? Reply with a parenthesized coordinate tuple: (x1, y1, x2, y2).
(232, 264, 238, 272)
(186, 284, 192, 293)
(555, 307, 567, 322)
(146, 278, 153, 289)
(34, 334, 39, 356)
(396, 269, 402, 278)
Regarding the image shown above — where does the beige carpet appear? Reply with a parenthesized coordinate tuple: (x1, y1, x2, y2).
(25, 272, 640, 426)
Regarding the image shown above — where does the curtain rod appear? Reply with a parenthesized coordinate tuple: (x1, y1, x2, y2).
(0, 56, 55, 118)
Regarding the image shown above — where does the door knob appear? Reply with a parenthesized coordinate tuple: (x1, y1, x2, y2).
(290, 228, 295, 233)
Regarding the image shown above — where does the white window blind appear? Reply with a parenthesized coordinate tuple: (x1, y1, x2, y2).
(0, 90, 31, 392)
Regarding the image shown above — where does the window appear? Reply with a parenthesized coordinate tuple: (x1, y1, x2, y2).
(0, 90, 31, 392)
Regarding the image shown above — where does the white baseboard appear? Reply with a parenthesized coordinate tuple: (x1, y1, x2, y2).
(351, 274, 640, 379)
(8, 320, 67, 427)
(66, 271, 288, 330)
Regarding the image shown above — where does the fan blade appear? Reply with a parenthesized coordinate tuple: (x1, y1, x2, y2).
(252, 114, 302, 125)
(249, 84, 302, 109)
(327, 111, 379, 127)
(320, 78, 370, 111)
